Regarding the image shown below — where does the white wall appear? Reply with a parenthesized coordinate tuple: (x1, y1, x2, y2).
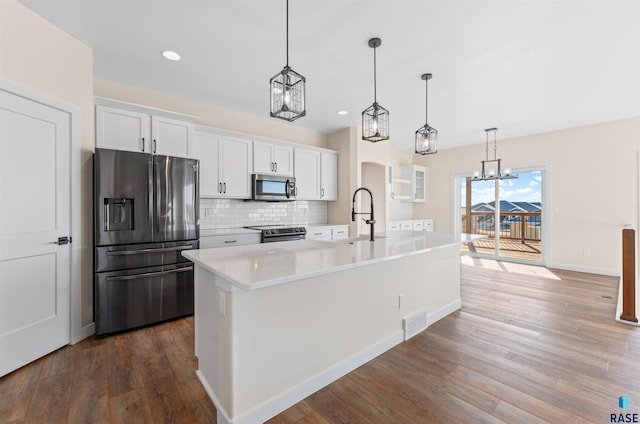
(0, 0, 95, 339)
(413, 116, 640, 275)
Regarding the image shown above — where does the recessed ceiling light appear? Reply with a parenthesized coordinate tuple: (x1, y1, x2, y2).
(162, 50, 181, 61)
(337, 110, 349, 116)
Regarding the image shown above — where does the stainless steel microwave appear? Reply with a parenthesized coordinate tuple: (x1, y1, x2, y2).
(251, 174, 296, 201)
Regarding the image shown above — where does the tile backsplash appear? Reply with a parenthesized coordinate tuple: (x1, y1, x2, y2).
(199, 198, 327, 229)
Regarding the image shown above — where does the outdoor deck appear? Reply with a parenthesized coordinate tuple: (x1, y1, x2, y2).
(462, 238, 542, 261)
(462, 211, 543, 262)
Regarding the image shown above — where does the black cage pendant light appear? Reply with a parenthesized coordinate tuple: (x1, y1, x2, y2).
(415, 73, 438, 155)
(270, 0, 306, 121)
(362, 38, 389, 142)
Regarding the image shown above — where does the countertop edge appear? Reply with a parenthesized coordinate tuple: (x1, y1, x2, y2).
(183, 234, 480, 291)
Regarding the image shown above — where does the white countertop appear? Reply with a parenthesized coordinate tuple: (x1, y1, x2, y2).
(184, 231, 484, 291)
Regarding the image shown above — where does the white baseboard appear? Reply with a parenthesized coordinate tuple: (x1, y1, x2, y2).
(547, 262, 620, 277)
(204, 331, 404, 424)
(196, 370, 231, 424)
(71, 322, 95, 345)
(427, 298, 462, 327)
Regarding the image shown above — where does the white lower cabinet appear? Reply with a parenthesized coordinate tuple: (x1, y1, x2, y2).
(331, 225, 349, 239)
(306, 226, 332, 241)
(200, 233, 261, 249)
(306, 225, 349, 241)
(389, 219, 434, 232)
(423, 219, 434, 232)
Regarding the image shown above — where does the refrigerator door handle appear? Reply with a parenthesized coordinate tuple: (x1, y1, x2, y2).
(106, 266, 192, 281)
(106, 245, 194, 256)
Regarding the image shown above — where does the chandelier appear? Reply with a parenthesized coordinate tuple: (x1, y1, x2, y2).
(471, 127, 518, 181)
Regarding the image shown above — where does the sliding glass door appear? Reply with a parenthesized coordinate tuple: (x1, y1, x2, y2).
(458, 168, 545, 264)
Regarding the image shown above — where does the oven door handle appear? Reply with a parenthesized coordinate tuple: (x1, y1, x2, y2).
(106, 266, 192, 281)
(263, 235, 305, 243)
(106, 245, 195, 256)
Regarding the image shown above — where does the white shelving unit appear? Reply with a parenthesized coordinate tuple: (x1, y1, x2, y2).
(388, 165, 411, 201)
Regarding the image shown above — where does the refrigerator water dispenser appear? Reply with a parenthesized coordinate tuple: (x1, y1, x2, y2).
(104, 198, 134, 231)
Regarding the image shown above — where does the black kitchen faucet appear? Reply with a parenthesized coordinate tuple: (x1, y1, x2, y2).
(351, 187, 375, 241)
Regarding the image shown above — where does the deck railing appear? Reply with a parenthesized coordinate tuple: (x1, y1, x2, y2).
(463, 211, 542, 243)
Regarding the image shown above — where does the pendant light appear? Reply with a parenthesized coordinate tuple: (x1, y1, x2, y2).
(362, 37, 389, 142)
(415, 73, 438, 155)
(270, 0, 306, 121)
(471, 128, 518, 181)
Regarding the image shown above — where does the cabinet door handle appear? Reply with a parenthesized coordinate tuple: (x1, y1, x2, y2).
(275, 162, 278, 172)
(224, 240, 237, 244)
(141, 137, 145, 152)
(153, 139, 157, 154)
(271, 162, 275, 172)
(218, 182, 222, 193)
(321, 188, 325, 198)
(223, 182, 227, 193)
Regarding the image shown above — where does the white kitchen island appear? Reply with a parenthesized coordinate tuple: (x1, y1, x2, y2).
(183, 231, 481, 424)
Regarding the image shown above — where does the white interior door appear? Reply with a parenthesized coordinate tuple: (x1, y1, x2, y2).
(0, 90, 71, 377)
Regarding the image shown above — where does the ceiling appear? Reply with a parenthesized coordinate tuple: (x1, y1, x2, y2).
(19, 0, 640, 152)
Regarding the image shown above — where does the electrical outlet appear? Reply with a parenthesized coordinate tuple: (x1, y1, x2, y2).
(398, 293, 405, 309)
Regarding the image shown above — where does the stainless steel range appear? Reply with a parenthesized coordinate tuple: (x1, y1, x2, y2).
(244, 225, 306, 243)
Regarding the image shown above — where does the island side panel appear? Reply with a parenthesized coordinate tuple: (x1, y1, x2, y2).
(229, 244, 461, 421)
(193, 266, 234, 419)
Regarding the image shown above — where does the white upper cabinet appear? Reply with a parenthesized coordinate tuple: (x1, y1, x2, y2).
(401, 164, 426, 203)
(221, 136, 252, 198)
(294, 147, 338, 201)
(294, 148, 321, 200)
(320, 151, 338, 201)
(96, 105, 151, 153)
(96, 100, 196, 158)
(150, 116, 194, 158)
(192, 127, 252, 199)
(253, 140, 294, 176)
(192, 131, 221, 198)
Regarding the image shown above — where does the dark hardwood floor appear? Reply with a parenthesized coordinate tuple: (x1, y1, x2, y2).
(1, 260, 639, 423)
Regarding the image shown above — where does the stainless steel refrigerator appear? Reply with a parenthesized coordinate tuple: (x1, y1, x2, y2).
(94, 148, 199, 335)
